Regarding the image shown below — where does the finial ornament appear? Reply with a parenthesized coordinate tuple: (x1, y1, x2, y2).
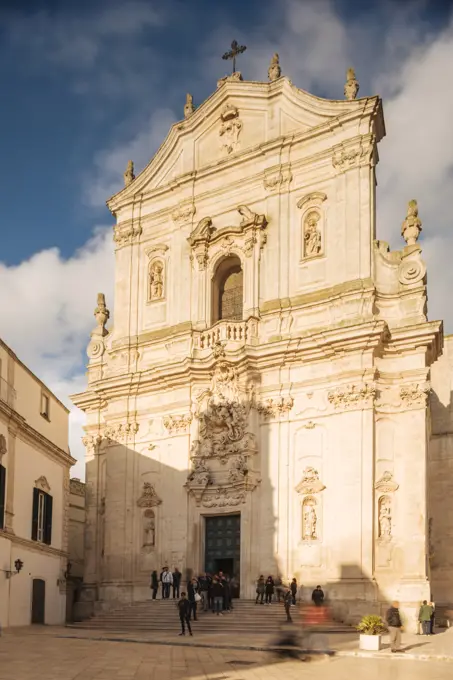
(222, 40, 247, 74)
(401, 199, 422, 245)
(344, 67, 359, 100)
(92, 293, 110, 337)
(123, 160, 135, 187)
(184, 93, 195, 119)
(268, 53, 281, 82)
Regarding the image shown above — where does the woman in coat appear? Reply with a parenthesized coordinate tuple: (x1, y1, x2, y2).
(265, 576, 275, 605)
(255, 575, 265, 604)
(150, 570, 158, 600)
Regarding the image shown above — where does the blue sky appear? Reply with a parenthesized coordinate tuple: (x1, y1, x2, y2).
(0, 0, 453, 476)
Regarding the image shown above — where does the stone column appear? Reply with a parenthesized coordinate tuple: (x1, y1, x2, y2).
(4, 422, 18, 532)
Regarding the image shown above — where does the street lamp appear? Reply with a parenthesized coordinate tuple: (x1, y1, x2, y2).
(4, 558, 23, 579)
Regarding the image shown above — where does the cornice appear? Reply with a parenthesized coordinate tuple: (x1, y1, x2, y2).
(0, 529, 67, 559)
(0, 401, 75, 468)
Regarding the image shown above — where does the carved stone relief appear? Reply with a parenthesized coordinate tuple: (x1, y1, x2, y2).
(400, 383, 430, 407)
(375, 471, 399, 493)
(303, 211, 322, 258)
(219, 104, 242, 155)
(113, 222, 142, 248)
(296, 467, 326, 495)
(378, 495, 392, 540)
(328, 383, 376, 410)
(186, 343, 259, 506)
(103, 422, 139, 443)
(172, 202, 196, 225)
(0, 434, 6, 461)
(332, 135, 375, 172)
(163, 414, 192, 434)
(35, 475, 51, 492)
(256, 396, 293, 419)
(137, 482, 162, 508)
(263, 165, 292, 192)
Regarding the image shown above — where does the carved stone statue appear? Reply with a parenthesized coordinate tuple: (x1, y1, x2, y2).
(184, 93, 195, 119)
(143, 510, 155, 547)
(303, 502, 317, 540)
(92, 293, 110, 337)
(219, 105, 242, 154)
(229, 454, 248, 482)
(124, 160, 135, 187)
(188, 457, 210, 486)
(401, 199, 422, 245)
(304, 212, 322, 257)
(149, 261, 164, 300)
(268, 53, 281, 81)
(344, 67, 359, 100)
(379, 497, 392, 538)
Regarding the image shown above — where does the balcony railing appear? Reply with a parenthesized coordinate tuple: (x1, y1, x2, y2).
(0, 377, 16, 409)
(193, 318, 259, 350)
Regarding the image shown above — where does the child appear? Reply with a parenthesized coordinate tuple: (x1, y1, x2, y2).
(177, 592, 192, 636)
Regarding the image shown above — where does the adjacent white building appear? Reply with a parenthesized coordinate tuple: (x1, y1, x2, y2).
(71, 60, 453, 629)
(0, 339, 75, 627)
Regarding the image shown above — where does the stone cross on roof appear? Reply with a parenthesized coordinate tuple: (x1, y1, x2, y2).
(222, 40, 247, 74)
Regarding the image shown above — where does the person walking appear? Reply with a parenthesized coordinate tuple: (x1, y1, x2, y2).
(284, 588, 293, 623)
(311, 585, 324, 607)
(212, 577, 224, 615)
(290, 578, 298, 606)
(386, 601, 404, 653)
(419, 600, 434, 635)
(255, 575, 265, 605)
(161, 566, 173, 599)
(172, 567, 182, 599)
(430, 601, 436, 635)
(177, 592, 192, 636)
(150, 570, 158, 600)
(265, 576, 275, 605)
(187, 578, 198, 621)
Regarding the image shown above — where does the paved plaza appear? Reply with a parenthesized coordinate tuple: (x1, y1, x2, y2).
(1, 630, 453, 680)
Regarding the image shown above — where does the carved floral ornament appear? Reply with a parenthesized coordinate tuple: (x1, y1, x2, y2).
(113, 221, 142, 248)
(137, 482, 162, 508)
(35, 476, 51, 493)
(163, 413, 193, 434)
(328, 383, 376, 410)
(263, 164, 292, 192)
(172, 202, 196, 225)
(400, 383, 430, 407)
(82, 422, 139, 450)
(332, 135, 375, 173)
(256, 396, 293, 419)
(187, 205, 267, 270)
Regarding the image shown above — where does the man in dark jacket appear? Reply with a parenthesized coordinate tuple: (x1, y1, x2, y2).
(419, 601, 434, 635)
(177, 592, 192, 636)
(211, 577, 224, 615)
(150, 570, 158, 600)
(311, 585, 324, 607)
(386, 601, 404, 652)
(172, 567, 182, 599)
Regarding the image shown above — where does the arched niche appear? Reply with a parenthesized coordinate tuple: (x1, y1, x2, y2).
(211, 255, 243, 323)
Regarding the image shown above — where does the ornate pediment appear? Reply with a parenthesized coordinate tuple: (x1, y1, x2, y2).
(375, 471, 399, 493)
(137, 482, 162, 508)
(187, 206, 267, 270)
(35, 476, 51, 493)
(295, 467, 326, 495)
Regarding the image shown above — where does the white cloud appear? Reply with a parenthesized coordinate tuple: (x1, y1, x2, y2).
(0, 227, 115, 478)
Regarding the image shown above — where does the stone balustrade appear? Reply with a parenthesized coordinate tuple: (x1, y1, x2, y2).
(193, 318, 259, 350)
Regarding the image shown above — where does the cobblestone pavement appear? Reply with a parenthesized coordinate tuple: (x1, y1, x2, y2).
(1, 633, 453, 680)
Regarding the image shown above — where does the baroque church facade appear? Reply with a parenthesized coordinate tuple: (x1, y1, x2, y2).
(72, 57, 453, 628)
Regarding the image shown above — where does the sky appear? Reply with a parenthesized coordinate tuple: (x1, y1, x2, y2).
(0, 0, 453, 478)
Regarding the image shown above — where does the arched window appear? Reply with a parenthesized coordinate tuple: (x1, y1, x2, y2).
(212, 256, 243, 323)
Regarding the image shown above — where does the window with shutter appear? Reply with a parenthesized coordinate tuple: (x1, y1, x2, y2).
(31, 487, 40, 541)
(43, 493, 53, 545)
(0, 465, 6, 530)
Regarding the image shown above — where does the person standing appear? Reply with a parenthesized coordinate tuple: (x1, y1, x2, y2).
(150, 570, 158, 600)
(187, 578, 198, 621)
(385, 601, 404, 653)
(419, 600, 434, 635)
(430, 601, 436, 635)
(311, 585, 324, 607)
(222, 576, 231, 612)
(177, 592, 192, 636)
(265, 576, 275, 605)
(274, 575, 283, 603)
(172, 567, 182, 599)
(161, 566, 173, 599)
(256, 575, 265, 605)
(290, 578, 298, 606)
(212, 577, 224, 615)
(284, 588, 293, 623)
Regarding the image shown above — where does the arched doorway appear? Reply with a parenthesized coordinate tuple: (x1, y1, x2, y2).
(31, 578, 45, 624)
(212, 256, 243, 323)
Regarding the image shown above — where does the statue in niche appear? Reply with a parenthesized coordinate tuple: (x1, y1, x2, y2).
(143, 509, 155, 547)
(149, 260, 164, 300)
(378, 496, 392, 538)
(302, 499, 317, 540)
(304, 212, 322, 258)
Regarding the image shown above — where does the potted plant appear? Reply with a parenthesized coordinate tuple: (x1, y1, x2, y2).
(356, 615, 387, 651)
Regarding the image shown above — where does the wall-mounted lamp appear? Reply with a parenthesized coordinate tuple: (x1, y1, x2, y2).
(4, 558, 24, 579)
